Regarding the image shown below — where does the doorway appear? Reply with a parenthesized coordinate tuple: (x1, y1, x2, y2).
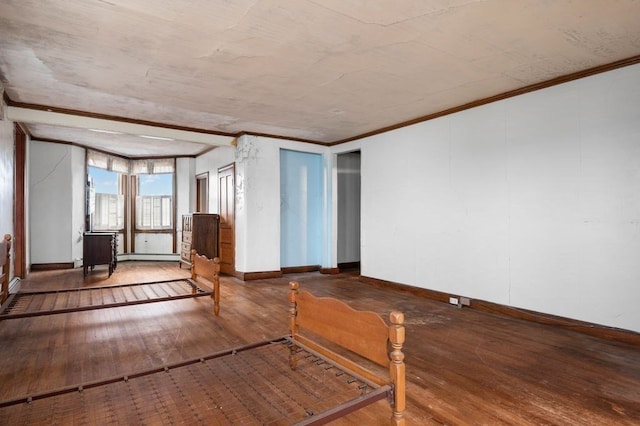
(337, 151, 361, 270)
(280, 149, 323, 268)
(196, 172, 209, 213)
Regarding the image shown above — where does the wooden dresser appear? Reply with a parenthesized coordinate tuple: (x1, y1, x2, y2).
(180, 213, 219, 268)
(83, 232, 117, 277)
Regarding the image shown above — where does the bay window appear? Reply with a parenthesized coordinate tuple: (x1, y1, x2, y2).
(86, 151, 176, 254)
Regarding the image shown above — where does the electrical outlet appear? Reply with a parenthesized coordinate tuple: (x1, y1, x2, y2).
(449, 297, 459, 305)
(460, 297, 471, 307)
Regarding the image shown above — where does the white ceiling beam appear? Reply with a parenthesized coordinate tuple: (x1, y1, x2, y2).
(7, 106, 234, 147)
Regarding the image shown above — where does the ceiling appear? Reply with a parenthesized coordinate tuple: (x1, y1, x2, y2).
(1, 0, 640, 157)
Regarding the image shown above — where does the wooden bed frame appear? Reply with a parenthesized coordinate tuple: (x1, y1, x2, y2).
(1, 234, 11, 305)
(187, 250, 405, 423)
(189, 249, 221, 315)
(289, 280, 406, 425)
(0, 263, 405, 424)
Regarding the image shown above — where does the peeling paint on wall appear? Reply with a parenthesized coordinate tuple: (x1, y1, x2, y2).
(234, 135, 260, 165)
(234, 135, 262, 213)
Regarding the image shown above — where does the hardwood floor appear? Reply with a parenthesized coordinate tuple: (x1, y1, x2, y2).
(0, 261, 639, 425)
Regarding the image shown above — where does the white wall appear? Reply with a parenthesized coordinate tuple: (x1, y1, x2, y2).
(234, 135, 281, 273)
(70, 145, 86, 263)
(176, 156, 195, 247)
(0, 116, 14, 256)
(361, 63, 640, 332)
(134, 233, 172, 254)
(30, 141, 79, 263)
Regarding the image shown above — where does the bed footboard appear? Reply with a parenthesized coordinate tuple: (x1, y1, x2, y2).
(190, 250, 221, 315)
(289, 281, 406, 425)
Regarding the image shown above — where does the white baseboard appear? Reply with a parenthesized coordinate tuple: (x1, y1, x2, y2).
(117, 254, 180, 262)
(9, 277, 21, 293)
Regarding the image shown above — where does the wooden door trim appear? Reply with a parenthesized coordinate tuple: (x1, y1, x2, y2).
(130, 175, 137, 253)
(13, 124, 26, 278)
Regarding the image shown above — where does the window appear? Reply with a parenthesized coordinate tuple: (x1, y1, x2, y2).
(86, 151, 176, 253)
(135, 173, 173, 230)
(88, 166, 125, 231)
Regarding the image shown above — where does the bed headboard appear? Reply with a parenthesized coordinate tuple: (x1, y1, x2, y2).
(1, 234, 11, 305)
(190, 250, 221, 315)
(288, 280, 406, 425)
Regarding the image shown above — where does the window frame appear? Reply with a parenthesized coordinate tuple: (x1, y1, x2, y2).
(86, 151, 177, 254)
(133, 172, 175, 232)
(87, 165, 126, 233)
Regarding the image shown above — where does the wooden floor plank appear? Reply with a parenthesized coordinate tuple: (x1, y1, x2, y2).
(66, 289, 80, 308)
(153, 282, 174, 298)
(0, 261, 638, 425)
(111, 285, 127, 304)
(140, 283, 162, 299)
(100, 286, 115, 305)
(26, 293, 47, 313)
(50, 292, 65, 311)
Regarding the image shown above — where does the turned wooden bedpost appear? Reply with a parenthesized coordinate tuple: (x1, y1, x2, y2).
(211, 257, 221, 316)
(389, 311, 406, 426)
(289, 281, 299, 369)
